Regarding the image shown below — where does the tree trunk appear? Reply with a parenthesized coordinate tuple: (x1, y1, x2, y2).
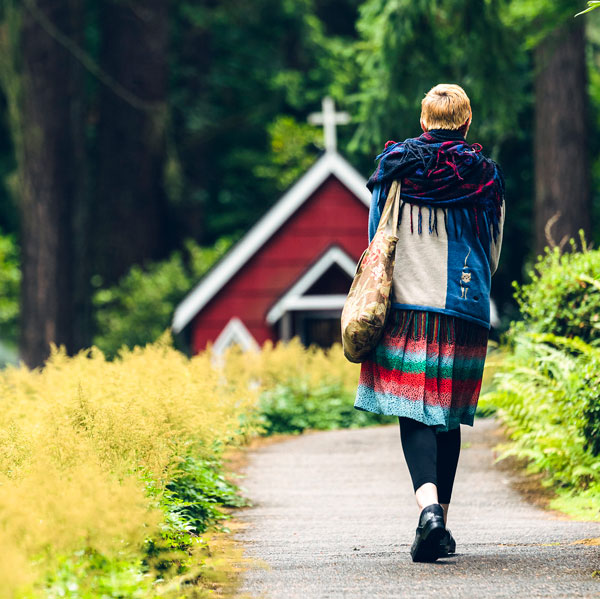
(93, 0, 169, 285)
(534, 20, 590, 254)
(19, 0, 86, 367)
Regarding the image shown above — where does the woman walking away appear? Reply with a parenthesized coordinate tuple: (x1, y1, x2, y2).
(354, 84, 505, 562)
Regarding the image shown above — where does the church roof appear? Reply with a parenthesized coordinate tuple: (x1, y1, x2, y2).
(172, 151, 370, 334)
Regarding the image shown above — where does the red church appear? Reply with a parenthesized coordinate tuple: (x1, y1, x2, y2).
(172, 99, 370, 354)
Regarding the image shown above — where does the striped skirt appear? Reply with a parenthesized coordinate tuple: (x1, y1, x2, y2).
(354, 309, 489, 431)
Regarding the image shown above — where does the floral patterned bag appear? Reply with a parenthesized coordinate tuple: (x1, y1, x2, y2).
(341, 180, 401, 363)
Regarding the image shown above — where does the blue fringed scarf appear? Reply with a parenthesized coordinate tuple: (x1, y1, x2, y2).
(367, 129, 505, 242)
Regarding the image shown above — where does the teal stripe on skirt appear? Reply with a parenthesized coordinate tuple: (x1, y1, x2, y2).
(354, 309, 489, 431)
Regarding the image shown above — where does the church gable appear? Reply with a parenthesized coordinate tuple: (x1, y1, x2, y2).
(173, 97, 370, 352)
(172, 153, 369, 337)
(187, 176, 367, 352)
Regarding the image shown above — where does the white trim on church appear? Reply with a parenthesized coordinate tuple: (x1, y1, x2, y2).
(172, 151, 370, 334)
(212, 317, 259, 355)
(266, 245, 356, 324)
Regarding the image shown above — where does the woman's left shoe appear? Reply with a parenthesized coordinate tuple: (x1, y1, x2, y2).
(410, 504, 446, 563)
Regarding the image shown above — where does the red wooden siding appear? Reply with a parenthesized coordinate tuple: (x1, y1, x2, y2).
(190, 175, 368, 352)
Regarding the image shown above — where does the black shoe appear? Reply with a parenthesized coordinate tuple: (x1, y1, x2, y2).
(410, 504, 446, 563)
(438, 529, 456, 557)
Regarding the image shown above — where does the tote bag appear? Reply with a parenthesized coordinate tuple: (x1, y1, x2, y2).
(341, 180, 401, 363)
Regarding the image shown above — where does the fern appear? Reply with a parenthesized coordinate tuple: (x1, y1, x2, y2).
(484, 332, 600, 495)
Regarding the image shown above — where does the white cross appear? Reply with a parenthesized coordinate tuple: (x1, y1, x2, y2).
(308, 96, 350, 153)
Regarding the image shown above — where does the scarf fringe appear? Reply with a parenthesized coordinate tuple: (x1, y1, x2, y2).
(397, 203, 449, 238)
(392, 199, 500, 242)
(394, 201, 500, 243)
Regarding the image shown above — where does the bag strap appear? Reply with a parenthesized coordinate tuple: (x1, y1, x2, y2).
(376, 180, 402, 235)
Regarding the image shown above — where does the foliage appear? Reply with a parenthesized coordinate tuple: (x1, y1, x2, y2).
(0, 229, 19, 354)
(0, 335, 260, 598)
(259, 380, 390, 434)
(222, 338, 393, 434)
(482, 332, 600, 520)
(43, 551, 152, 599)
(0, 330, 403, 595)
(169, 0, 361, 243)
(512, 234, 600, 345)
(93, 237, 232, 357)
(483, 239, 600, 519)
(576, 1, 600, 17)
(225, 337, 360, 392)
(351, 0, 526, 153)
(254, 115, 323, 191)
(164, 456, 248, 535)
(503, 0, 581, 47)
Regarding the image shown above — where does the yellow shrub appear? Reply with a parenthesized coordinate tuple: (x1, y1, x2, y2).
(222, 338, 359, 394)
(0, 334, 358, 596)
(0, 336, 259, 598)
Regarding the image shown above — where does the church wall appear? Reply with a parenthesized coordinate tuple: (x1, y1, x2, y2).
(190, 175, 368, 353)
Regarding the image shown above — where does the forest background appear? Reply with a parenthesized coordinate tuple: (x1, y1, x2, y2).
(0, 0, 597, 366)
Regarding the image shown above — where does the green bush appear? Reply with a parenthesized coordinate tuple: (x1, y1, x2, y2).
(93, 237, 233, 357)
(259, 380, 393, 435)
(513, 234, 600, 344)
(44, 456, 247, 598)
(484, 334, 600, 520)
(483, 236, 600, 519)
(489, 332, 600, 466)
(508, 235, 600, 456)
(164, 456, 248, 535)
(45, 551, 151, 599)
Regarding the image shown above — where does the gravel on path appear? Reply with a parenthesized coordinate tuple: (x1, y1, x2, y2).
(235, 419, 600, 599)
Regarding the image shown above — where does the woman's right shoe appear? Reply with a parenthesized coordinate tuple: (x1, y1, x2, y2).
(438, 529, 456, 557)
(410, 504, 446, 563)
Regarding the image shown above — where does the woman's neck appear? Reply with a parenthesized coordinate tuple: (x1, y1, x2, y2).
(426, 128, 466, 141)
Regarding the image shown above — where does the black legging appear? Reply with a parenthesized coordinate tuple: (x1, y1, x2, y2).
(398, 417, 461, 504)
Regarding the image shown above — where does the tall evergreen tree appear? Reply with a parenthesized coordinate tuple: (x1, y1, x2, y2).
(496, 0, 591, 252)
(17, 0, 87, 366)
(93, 0, 169, 285)
(533, 15, 590, 252)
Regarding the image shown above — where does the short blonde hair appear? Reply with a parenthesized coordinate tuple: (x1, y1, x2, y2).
(421, 84, 471, 131)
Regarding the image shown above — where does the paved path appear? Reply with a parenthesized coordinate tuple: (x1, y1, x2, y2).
(235, 419, 600, 598)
